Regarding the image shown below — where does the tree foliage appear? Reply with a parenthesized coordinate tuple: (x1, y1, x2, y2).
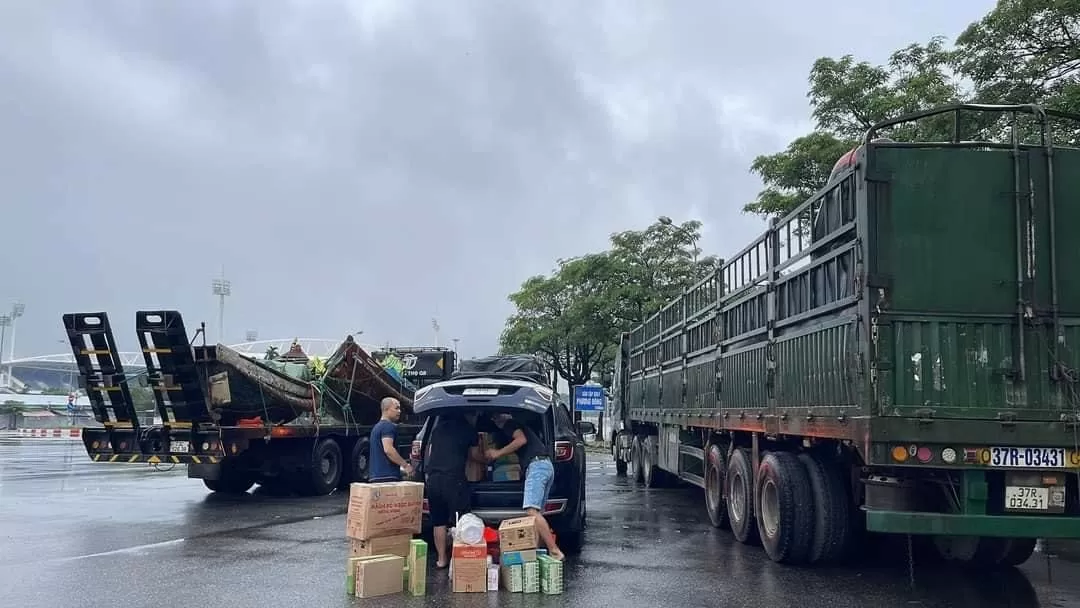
(500, 219, 715, 388)
(745, 0, 1080, 219)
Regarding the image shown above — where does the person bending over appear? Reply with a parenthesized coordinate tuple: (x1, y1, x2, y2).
(425, 412, 483, 568)
(487, 413, 564, 560)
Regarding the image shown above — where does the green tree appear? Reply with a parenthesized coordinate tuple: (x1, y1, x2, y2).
(500, 218, 713, 388)
(500, 253, 618, 388)
(746, 1, 1080, 220)
(954, 0, 1080, 143)
(744, 37, 964, 218)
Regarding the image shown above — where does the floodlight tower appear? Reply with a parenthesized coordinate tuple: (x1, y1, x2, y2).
(7, 302, 24, 362)
(212, 273, 231, 343)
(0, 314, 9, 388)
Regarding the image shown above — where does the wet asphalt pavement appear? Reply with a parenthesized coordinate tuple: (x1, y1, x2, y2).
(3, 437, 1080, 608)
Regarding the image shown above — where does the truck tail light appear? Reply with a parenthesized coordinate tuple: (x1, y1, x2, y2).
(410, 440, 423, 461)
(554, 441, 573, 462)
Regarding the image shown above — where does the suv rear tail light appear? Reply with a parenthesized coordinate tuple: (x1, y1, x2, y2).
(410, 440, 423, 460)
(554, 441, 573, 462)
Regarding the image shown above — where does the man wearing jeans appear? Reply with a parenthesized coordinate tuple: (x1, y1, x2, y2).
(487, 413, 564, 560)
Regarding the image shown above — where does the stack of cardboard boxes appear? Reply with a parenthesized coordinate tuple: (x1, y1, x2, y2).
(449, 515, 563, 594)
(344, 481, 429, 599)
(466, 432, 523, 483)
(497, 516, 564, 595)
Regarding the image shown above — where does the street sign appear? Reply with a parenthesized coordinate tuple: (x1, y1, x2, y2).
(573, 384, 605, 412)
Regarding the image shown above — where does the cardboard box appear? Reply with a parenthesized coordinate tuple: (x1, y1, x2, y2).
(351, 555, 405, 598)
(452, 557, 488, 593)
(500, 549, 537, 566)
(501, 564, 523, 592)
(405, 539, 427, 596)
(498, 516, 539, 551)
(349, 533, 412, 558)
(492, 464, 521, 482)
(346, 482, 423, 540)
(538, 554, 564, 595)
(522, 560, 540, 593)
(452, 540, 487, 560)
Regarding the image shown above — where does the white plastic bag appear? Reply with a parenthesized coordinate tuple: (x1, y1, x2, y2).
(453, 513, 485, 545)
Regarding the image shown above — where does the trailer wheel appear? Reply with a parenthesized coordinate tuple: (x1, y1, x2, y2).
(755, 451, 814, 564)
(704, 442, 729, 529)
(998, 538, 1037, 566)
(631, 436, 645, 484)
(798, 452, 852, 564)
(725, 448, 758, 545)
(642, 436, 663, 488)
(300, 438, 343, 496)
(614, 439, 628, 476)
(203, 462, 255, 495)
(345, 438, 370, 485)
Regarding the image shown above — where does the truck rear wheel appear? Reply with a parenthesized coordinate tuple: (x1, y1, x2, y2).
(756, 451, 814, 564)
(343, 438, 370, 486)
(726, 447, 758, 545)
(704, 443, 729, 529)
(998, 538, 1037, 566)
(614, 440, 628, 476)
(203, 461, 255, 495)
(798, 452, 852, 564)
(298, 438, 343, 496)
(642, 436, 664, 488)
(631, 436, 645, 484)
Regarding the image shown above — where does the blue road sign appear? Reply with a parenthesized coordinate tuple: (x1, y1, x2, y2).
(573, 384, 605, 412)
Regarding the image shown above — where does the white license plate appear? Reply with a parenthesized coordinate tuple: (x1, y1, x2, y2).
(989, 446, 1068, 468)
(463, 387, 499, 396)
(1005, 486, 1050, 511)
(169, 441, 190, 453)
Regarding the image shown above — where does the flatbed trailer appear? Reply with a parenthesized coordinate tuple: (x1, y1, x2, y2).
(65, 310, 439, 495)
(609, 104, 1080, 566)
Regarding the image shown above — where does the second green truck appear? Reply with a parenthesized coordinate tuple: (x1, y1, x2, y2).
(609, 103, 1080, 566)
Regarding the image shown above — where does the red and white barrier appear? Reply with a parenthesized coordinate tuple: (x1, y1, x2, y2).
(14, 428, 82, 439)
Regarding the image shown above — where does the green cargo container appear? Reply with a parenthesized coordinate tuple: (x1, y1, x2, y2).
(609, 104, 1080, 567)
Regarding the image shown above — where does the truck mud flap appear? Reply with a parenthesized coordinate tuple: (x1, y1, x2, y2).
(63, 312, 141, 429)
(135, 310, 213, 426)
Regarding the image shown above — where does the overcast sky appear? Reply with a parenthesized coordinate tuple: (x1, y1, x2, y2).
(0, 0, 993, 360)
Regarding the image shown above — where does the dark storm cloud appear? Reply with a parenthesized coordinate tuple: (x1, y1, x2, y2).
(0, 0, 990, 359)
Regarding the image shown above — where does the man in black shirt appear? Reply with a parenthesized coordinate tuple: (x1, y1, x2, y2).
(425, 411, 483, 568)
(487, 413, 564, 560)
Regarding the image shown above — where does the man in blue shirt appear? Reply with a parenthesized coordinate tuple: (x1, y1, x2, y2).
(368, 397, 413, 482)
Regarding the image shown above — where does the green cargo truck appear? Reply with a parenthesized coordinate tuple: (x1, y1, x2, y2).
(608, 104, 1080, 566)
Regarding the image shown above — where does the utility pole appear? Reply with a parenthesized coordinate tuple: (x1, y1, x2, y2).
(211, 271, 231, 343)
(8, 302, 23, 362)
(452, 338, 460, 353)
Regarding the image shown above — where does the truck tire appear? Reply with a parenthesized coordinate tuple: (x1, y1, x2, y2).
(998, 538, 1037, 566)
(932, 535, 1014, 565)
(203, 461, 255, 495)
(631, 436, 645, 484)
(725, 447, 758, 545)
(755, 451, 814, 564)
(614, 439, 629, 476)
(798, 452, 851, 564)
(704, 442, 729, 529)
(642, 436, 663, 488)
(344, 438, 370, 486)
(299, 438, 343, 496)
